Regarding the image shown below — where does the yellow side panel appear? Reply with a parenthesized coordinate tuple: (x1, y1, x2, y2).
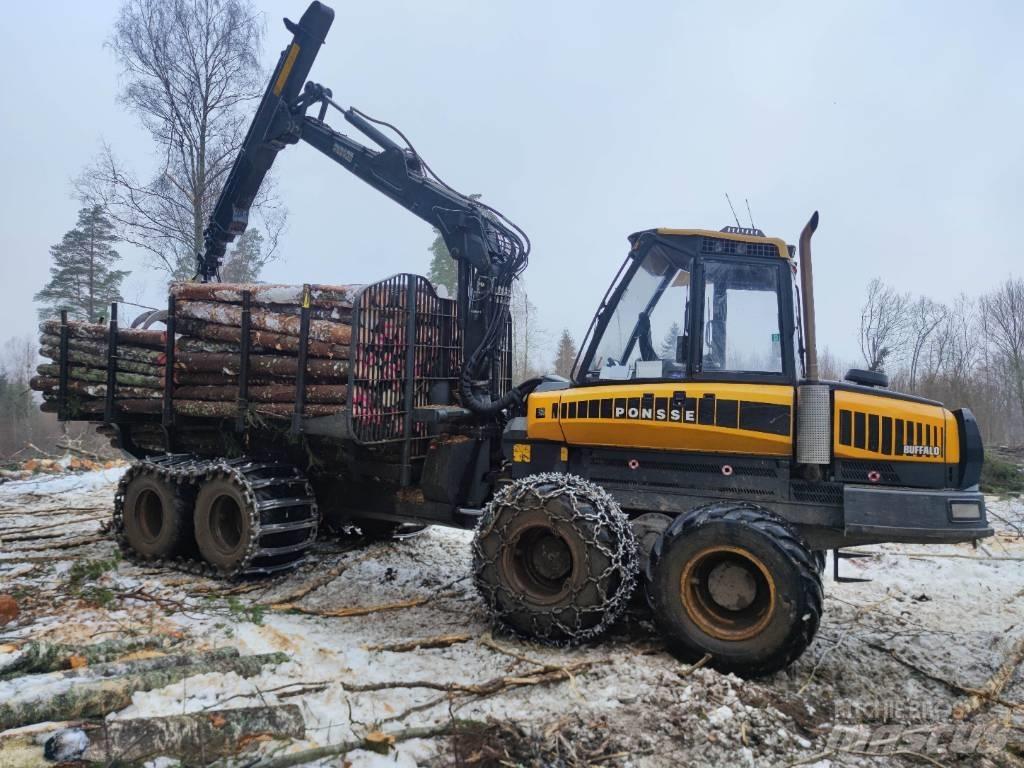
(527, 383, 794, 457)
(833, 390, 956, 463)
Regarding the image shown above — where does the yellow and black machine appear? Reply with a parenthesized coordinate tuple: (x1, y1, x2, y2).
(72, 2, 988, 677)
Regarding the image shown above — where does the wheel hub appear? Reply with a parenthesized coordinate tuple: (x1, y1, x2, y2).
(530, 533, 572, 581)
(680, 546, 776, 641)
(135, 489, 164, 543)
(209, 495, 244, 554)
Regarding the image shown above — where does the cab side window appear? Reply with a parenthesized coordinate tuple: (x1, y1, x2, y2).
(700, 260, 783, 374)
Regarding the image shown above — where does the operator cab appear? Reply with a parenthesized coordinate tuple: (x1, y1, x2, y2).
(575, 227, 799, 386)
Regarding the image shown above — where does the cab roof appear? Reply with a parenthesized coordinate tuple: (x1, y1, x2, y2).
(628, 227, 792, 260)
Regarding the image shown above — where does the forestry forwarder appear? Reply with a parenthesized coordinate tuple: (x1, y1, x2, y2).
(61, 2, 988, 677)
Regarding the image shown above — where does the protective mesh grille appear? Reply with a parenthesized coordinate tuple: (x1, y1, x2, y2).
(349, 274, 510, 453)
(797, 384, 832, 464)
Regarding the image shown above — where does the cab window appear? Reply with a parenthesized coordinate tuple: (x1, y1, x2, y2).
(585, 244, 691, 381)
(700, 260, 783, 374)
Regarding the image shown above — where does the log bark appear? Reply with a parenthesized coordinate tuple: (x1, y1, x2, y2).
(39, 347, 163, 377)
(176, 318, 349, 359)
(176, 301, 352, 345)
(80, 704, 305, 764)
(39, 334, 163, 364)
(0, 651, 288, 730)
(170, 281, 360, 307)
(0, 637, 172, 679)
(173, 384, 348, 403)
(173, 400, 345, 419)
(169, 352, 349, 379)
(29, 377, 161, 400)
(39, 320, 165, 349)
(41, 398, 163, 415)
(36, 364, 164, 389)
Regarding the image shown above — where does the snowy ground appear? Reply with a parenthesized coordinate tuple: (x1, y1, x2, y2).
(0, 468, 1022, 767)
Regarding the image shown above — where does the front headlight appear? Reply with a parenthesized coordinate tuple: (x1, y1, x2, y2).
(949, 501, 982, 521)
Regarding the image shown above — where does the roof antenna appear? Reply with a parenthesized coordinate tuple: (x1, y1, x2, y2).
(725, 193, 742, 228)
(745, 198, 756, 230)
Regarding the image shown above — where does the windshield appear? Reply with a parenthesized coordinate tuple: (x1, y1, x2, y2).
(585, 244, 691, 381)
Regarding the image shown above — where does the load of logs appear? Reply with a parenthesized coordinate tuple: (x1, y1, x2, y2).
(30, 283, 359, 422)
(31, 277, 461, 451)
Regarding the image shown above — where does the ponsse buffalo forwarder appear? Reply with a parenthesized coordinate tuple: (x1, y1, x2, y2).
(39, 2, 989, 676)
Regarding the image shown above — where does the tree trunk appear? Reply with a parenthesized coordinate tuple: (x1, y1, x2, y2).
(30, 377, 161, 400)
(175, 318, 349, 359)
(168, 352, 349, 379)
(170, 282, 360, 307)
(0, 650, 287, 730)
(39, 334, 163, 364)
(175, 301, 352, 345)
(39, 346, 163, 377)
(39, 320, 165, 349)
(173, 400, 344, 419)
(80, 704, 305, 764)
(36, 364, 164, 389)
(173, 384, 348, 403)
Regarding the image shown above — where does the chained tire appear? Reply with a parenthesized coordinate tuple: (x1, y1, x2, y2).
(115, 456, 318, 578)
(120, 472, 192, 559)
(472, 473, 639, 644)
(646, 502, 823, 678)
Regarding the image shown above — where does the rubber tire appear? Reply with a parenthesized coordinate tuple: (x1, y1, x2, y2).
(194, 477, 255, 574)
(646, 502, 823, 678)
(473, 474, 638, 644)
(812, 550, 827, 575)
(122, 473, 192, 559)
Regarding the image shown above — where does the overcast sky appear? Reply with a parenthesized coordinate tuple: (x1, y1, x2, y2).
(1, 0, 1021, 367)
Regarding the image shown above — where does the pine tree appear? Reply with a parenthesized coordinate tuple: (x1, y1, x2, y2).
(660, 321, 681, 359)
(35, 206, 127, 321)
(427, 231, 457, 296)
(220, 229, 267, 283)
(553, 329, 578, 378)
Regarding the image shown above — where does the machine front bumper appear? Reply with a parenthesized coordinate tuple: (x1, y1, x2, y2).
(843, 485, 992, 543)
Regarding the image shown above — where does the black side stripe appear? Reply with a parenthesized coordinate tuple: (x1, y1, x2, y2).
(839, 409, 852, 445)
(853, 412, 866, 449)
(881, 416, 892, 455)
(867, 414, 879, 452)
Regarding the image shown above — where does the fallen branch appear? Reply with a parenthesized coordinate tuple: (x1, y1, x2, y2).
(957, 634, 1024, 718)
(270, 596, 428, 618)
(365, 634, 473, 653)
(249, 722, 474, 768)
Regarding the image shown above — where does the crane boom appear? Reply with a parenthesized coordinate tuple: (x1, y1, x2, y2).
(197, 1, 535, 415)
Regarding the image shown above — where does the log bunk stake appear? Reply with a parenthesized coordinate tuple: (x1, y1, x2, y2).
(104, 303, 118, 423)
(236, 289, 251, 432)
(291, 285, 312, 436)
(57, 310, 69, 422)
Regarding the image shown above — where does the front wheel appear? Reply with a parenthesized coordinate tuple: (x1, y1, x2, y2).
(472, 473, 638, 644)
(646, 502, 823, 677)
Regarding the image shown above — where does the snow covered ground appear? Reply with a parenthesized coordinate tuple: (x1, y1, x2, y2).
(0, 468, 1022, 767)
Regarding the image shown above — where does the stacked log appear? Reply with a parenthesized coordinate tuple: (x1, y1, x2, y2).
(166, 282, 360, 420)
(30, 320, 166, 418)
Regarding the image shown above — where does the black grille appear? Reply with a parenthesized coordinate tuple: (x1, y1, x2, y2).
(701, 237, 779, 259)
(791, 482, 843, 505)
(838, 462, 900, 484)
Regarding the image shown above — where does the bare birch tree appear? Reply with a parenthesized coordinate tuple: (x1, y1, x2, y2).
(982, 277, 1024, 423)
(905, 296, 948, 389)
(79, 0, 285, 280)
(859, 278, 909, 371)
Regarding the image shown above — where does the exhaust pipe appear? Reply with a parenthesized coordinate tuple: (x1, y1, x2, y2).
(798, 211, 820, 381)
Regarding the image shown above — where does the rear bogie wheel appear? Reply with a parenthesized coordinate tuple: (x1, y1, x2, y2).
(646, 502, 823, 677)
(121, 473, 192, 559)
(472, 473, 638, 644)
(194, 476, 255, 575)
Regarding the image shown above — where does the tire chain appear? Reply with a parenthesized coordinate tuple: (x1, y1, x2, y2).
(113, 454, 319, 579)
(472, 472, 639, 645)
